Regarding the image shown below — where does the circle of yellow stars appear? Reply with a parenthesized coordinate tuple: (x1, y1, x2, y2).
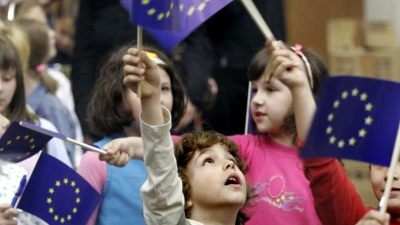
(326, 88, 374, 149)
(143, 0, 211, 21)
(0, 134, 37, 162)
(47, 178, 81, 223)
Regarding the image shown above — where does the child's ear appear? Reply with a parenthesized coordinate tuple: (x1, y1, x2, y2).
(186, 199, 193, 208)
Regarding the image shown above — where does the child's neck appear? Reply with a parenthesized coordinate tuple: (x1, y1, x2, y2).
(267, 132, 296, 148)
(190, 205, 239, 225)
(24, 71, 41, 97)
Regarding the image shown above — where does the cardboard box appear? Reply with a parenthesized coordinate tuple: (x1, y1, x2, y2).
(328, 49, 365, 76)
(361, 49, 400, 82)
(327, 18, 364, 52)
(365, 21, 399, 48)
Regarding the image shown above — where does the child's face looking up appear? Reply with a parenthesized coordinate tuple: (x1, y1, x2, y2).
(251, 72, 293, 134)
(185, 143, 247, 210)
(0, 68, 17, 115)
(370, 163, 400, 215)
(125, 67, 173, 123)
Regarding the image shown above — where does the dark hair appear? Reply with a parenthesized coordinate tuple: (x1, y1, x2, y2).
(174, 131, 254, 225)
(14, 19, 58, 94)
(247, 46, 329, 139)
(88, 45, 186, 136)
(0, 35, 36, 122)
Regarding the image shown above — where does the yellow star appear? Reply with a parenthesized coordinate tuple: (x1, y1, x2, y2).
(73, 208, 78, 213)
(24, 135, 29, 139)
(349, 137, 356, 146)
(67, 215, 72, 221)
(49, 188, 54, 194)
(180, 3, 184, 11)
(16, 135, 20, 140)
(329, 136, 336, 144)
(341, 91, 349, 99)
(75, 188, 80, 194)
(47, 198, 52, 204)
(166, 10, 171, 18)
(359, 129, 367, 137)
(49, 207, 54, 214)
(7, 140, 12, 145)
(30, 145, 35, 150)
(76, 198, 81, 203)
(352, 88, 359, 96)
(333, 100, 340, 108)
(365, 103, 373, 111)
(198, 2, 206, 11)
(157, 13, 164, 20)
(338, 140, 345, 148)
(328, 113, 334, 121)
(56, 181, 61, 187)
(25, 152, 30, 156)
(0, 148, 3, 152)
(147, 8, 156, 16)
(71, 181, 76, 187)
(54, 215, 59, 221)
(360, 93, 368, 101)
(326, 126, 333, 134)
(170, 2, 174, 9)
(16, 156, 21, 160)
(187, 5, 195, 16)
(365, 117, 373, 125)
(141, 0, 150, 5)
(29, 138, 34, 143)
(61, 218, 65, 223)
(64, 178, 69, 184)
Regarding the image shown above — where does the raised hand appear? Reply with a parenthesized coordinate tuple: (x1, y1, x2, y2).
(123, 48, 161, 99)
(0, 203, 19, 225)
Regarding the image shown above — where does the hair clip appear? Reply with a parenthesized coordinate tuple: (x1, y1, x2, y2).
(143, 50, 166, 66)
(36, 64, 47, 73)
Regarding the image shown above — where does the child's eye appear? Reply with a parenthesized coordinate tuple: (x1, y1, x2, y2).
(203, 157, 214, 165)
(266, 87, 275, 92)
(161, 86, 170, 92)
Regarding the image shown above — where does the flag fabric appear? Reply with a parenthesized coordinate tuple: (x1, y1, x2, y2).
(300, 76, 400, 167)
(120, 0, 233, 51)
(0, 121, 52, 163)
(16, 153, 101, 225)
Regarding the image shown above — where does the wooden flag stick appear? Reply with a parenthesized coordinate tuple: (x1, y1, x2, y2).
(244, 81, 252, 134)
(378, 119, 400, 214)
(240, 0, 279, 50)
(137, 26, 143, 98)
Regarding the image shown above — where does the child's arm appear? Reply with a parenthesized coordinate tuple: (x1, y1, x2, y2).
(266, 40, 316, 142)
(123, 48, 186, 224)
(355, 210, 389, 225)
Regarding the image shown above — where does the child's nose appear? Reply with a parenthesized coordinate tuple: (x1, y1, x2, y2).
(223, 160, 235, 171)
(252, 94, 264, 106)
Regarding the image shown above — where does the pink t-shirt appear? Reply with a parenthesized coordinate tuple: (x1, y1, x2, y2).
(77, 152, 106, 225)
(230, 134, 321, 225)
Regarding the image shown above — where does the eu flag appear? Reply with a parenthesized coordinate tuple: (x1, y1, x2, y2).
(121, 0, 233, 51)
(300, 76, 400, 166)
(0, 121, 52, 163)
(16, 153, 101, 225)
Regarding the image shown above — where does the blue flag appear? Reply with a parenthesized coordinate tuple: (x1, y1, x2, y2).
(121, 0, 233, 51)
(16, 153, 101, 225)
(300, 76, 400, 166)
(0, 121, 52, 163)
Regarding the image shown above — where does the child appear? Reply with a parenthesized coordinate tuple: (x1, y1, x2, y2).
(122, 47, 253, 224)
(14, 19, 77, 165)
(77, 45, 185, 225)
(110, 41, 329, 224)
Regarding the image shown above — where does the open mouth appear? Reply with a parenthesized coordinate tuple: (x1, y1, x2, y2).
(254, 112, 267, 117)
(225, 173, 241, 186)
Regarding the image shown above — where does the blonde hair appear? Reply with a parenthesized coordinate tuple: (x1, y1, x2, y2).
(0, 21, 30, 73)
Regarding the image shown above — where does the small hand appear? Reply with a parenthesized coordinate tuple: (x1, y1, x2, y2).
(355, 210, 390, 225)
(265, 40, 309, 91)
(123, 48, 161, 99)
(99, 137, 144, 167)
(0, 203, 19, 225)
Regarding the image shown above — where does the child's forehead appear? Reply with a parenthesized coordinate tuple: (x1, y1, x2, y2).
(196, 143, 232, 156)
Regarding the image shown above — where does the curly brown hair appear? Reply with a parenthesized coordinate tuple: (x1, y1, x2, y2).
(174, 131, 255, 225)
